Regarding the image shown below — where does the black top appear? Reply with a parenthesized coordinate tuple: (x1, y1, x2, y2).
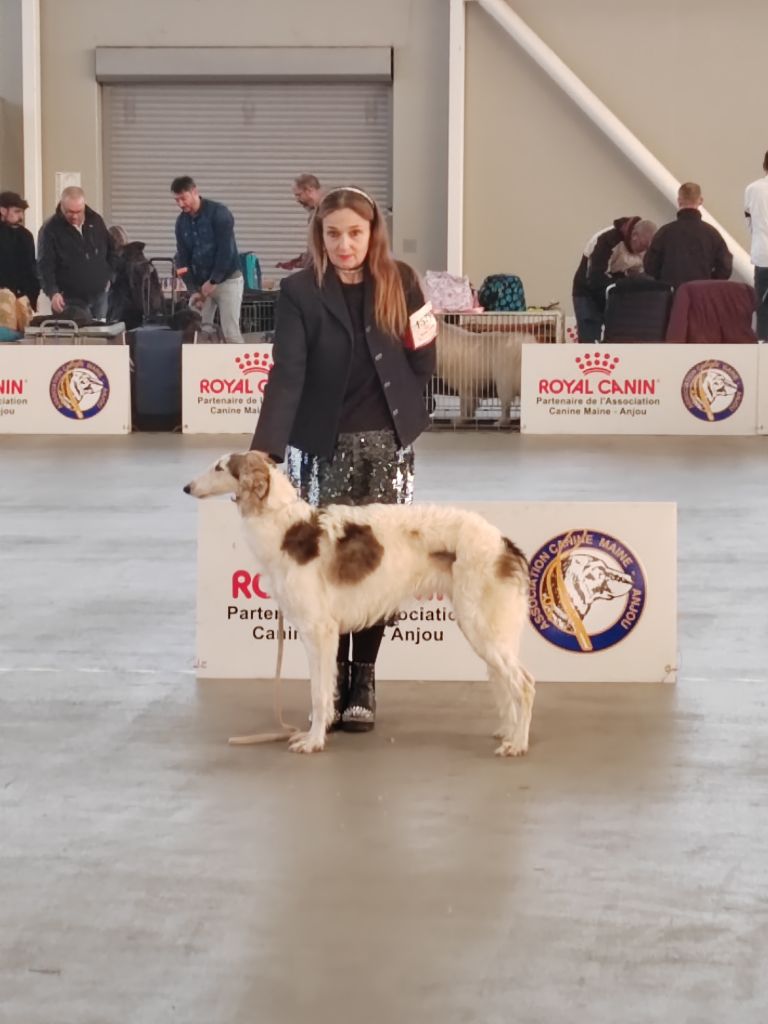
(37, 205, 116, 302)
(250, 262, 436, 461)
(338, 281, 394, 433)
(644, 209, 733, 288)
(572, 217, 640, 310)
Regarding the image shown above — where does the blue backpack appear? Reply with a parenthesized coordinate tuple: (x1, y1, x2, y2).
(478, 274, 526, 312)
(240, 252, 262, 291)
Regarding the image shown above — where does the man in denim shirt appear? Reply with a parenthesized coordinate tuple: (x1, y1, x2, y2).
(171, 176, 244, 343)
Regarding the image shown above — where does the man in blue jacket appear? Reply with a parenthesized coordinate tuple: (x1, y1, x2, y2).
(171, 176, 244, 343)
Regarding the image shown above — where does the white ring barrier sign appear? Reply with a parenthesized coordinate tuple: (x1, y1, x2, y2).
(0, 345, 130, 434)
(182, 343, 273, 434)
(521, 343, 760, 435)
(195, 499, 677, 684)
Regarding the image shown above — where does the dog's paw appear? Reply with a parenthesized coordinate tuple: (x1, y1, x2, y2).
(288, 730, 326, 754)
(494, 738, 527, 758)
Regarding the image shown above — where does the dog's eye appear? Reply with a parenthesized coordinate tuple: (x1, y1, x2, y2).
(214, 464, 224, 472)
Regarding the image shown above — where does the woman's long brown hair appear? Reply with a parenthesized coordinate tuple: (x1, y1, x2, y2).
(308, 188, 408, 338)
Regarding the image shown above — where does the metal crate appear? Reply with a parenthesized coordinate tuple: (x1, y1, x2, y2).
(427, 309, 565, 430)
(240, 290, 278, 338)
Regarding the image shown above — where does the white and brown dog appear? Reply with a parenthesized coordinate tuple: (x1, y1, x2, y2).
(184, 452, 534, 757)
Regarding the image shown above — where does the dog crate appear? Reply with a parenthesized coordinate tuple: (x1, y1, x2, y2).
(239, 289, 278, 339)
(427, 309, 566, 430)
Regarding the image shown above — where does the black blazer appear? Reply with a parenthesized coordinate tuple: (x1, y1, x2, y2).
(251, 262, 436, 461)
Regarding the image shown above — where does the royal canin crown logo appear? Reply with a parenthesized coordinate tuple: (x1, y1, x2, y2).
(235, 352, 273, 377)
(574, 353, 620, 376)
(199, 350, 274, 396)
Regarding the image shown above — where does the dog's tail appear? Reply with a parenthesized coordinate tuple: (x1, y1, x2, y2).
(498, 536, 529, 586)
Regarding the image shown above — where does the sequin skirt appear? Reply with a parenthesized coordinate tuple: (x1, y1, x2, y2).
(285, 429, 414, 509)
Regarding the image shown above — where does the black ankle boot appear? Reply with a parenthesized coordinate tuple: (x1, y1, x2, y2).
(342, 662, 376, 732)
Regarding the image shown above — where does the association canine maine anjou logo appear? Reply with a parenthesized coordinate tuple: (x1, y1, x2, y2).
(49, 359, 110, 419)
(198, 351, 274, 395)
(537, 352, 657, 396)
(528, 529, 647, 653)
(681, 359, 744, 422)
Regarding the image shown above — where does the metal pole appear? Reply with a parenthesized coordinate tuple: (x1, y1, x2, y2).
(447, 0, 466, 274)
(21, 0, 43, 237)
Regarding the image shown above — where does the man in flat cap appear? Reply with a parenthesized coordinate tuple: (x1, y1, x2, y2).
(0, 190, 40, 309)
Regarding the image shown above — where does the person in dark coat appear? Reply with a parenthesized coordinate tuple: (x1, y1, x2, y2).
(37, 186, 116, 319)
(0, 190, 40, 309)
(572, 217, 657, 342)
(106, 227, 163, 328)
(250, 185, 436, 733)
(644, 182, 733, 288)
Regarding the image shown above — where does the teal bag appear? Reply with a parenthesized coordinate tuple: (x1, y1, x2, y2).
(239, 252, 262, 290)
(478, 274, 526, 312)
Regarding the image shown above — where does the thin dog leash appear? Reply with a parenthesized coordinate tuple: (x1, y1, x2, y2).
(228, 612, 299, 745)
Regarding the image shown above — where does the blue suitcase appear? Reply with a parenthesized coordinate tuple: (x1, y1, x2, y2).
(130, 325, 183, 431)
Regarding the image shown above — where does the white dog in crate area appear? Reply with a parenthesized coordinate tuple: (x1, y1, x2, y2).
(184, 452, 535, 757)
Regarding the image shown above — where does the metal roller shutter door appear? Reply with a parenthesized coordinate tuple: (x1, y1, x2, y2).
(102, 81, 392, 277)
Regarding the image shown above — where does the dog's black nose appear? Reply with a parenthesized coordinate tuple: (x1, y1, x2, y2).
(183, 484, 191, 494)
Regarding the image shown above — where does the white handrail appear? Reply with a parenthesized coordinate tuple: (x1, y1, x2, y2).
(471, 0, 753, 282)
(21, 0, 43, 237)
(446, 0, 466, 274)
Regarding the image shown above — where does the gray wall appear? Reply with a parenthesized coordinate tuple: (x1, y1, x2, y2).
(14, 0, 768, 301)
(464, 0, 766, 309)
(0, 0, 24, 192)
(38, 0, 450, 273)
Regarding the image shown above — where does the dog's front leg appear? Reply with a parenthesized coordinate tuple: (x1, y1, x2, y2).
(288, 624, 338, 754)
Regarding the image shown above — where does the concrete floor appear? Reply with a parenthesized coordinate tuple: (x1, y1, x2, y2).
(1, 430, 767, 1024)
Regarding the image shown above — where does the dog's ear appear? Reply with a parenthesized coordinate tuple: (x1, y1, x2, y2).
(227, 453, 246, 480)
(237, 451, 272, 504)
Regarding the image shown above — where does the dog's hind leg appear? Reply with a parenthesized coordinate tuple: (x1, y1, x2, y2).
(455, 606, 534, 757)
(489, 659, 535, 757)
(288, 621, 338, 754)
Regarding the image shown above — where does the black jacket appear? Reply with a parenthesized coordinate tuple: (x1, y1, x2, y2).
(38, 204, 116, 302)
(0, 222, 40, 308)
(107, 241, 163, 329)
(644, 208, 733, 288)
(572, 217, 641, 310)
(251, 262, 436, 461)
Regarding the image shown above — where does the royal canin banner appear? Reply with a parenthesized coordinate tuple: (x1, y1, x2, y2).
(0, 345, 130, 434)
(195, 499, 677, 684)
(521, 343, 761, 435)
(182, 343, 273, 433)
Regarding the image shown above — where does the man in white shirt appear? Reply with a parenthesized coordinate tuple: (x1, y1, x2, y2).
(744, 151, 768, 339)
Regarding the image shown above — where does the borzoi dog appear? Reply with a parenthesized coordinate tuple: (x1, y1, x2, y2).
(184, 452, 534, 757)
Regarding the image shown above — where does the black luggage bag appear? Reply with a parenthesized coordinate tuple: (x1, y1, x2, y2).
(603, 278, 674, 343)
(129, 258, 185, 430)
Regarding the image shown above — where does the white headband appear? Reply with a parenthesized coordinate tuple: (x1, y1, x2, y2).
(323, 186, 376, 208)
